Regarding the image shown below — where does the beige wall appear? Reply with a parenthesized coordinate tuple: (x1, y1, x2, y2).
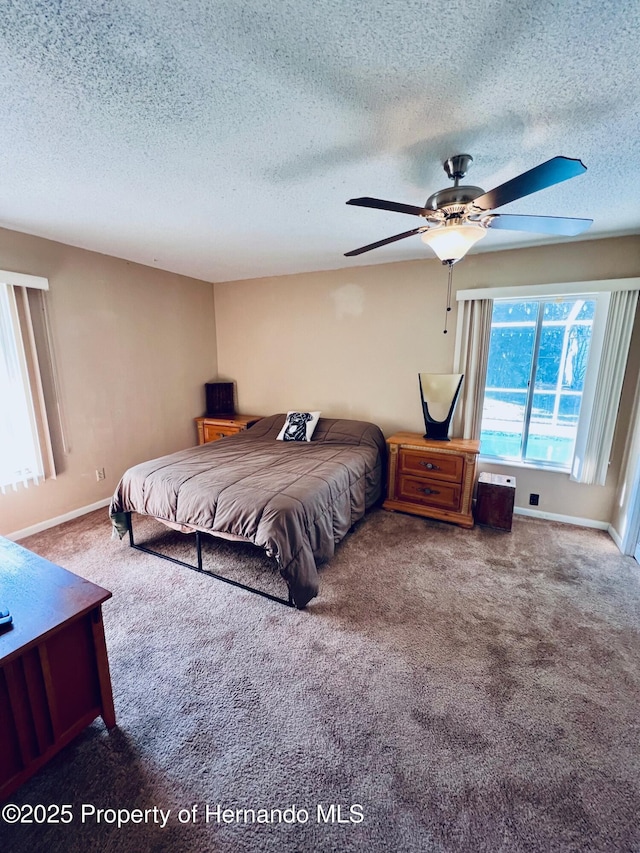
(2, 227, 638, 535)
(0, 227, 217, 537)
(215, 235, 640, 525)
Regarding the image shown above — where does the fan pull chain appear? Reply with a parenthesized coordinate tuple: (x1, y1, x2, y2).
(443, 261, 453, 334)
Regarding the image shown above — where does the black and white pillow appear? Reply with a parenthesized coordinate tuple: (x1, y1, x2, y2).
(277, 411, 321, 442)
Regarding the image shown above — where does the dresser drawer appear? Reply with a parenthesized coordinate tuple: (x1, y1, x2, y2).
(202, 424, 240, 443)
(397, 474, 461, 511)
(399, 448, 464, 484)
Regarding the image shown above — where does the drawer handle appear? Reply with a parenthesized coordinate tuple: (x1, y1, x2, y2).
(420, 461, 439, 470)
(217, 432, 227, 438)
(419, 487, 440, 496)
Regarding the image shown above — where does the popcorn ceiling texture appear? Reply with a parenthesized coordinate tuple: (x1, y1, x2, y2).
(0, 0, 639, 281)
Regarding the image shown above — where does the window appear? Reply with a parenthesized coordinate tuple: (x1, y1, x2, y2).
(455, 280, 639, 484)
(0, 272, 56, 492)
(480, 296, 596, 468)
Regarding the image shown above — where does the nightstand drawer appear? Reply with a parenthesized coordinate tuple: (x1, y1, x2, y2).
(203, 423, 240, 442)
(195, 416, 262, 445)
(397, 475, 461, 511)
(399, 448, 464, 483)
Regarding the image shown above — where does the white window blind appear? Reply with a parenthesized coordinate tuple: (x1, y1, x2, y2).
(0, 273, 56, 492)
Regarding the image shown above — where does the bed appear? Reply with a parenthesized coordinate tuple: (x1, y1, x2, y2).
(109, 414, 386, 608)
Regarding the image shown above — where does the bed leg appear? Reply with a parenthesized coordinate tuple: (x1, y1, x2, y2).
(196, 530, 203, 571)
(127, 512, 134, 546)
(288, 589, 306, 609)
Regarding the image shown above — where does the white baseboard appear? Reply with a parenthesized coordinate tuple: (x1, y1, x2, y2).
(514, 505, 609, 530)
(607, 523, 626, 553)
(6, 498, 112, 542)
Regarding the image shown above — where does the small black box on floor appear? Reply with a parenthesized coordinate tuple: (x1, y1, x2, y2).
(475, 473, 516, 531)
(205, 382, 235, 416)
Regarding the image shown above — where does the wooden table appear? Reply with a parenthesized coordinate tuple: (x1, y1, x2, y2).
(0, 537, 115, 801)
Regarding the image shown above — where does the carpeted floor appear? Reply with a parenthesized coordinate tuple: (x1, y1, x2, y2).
(3, 507, 640, 853)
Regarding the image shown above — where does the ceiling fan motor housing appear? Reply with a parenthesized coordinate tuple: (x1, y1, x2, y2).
(425, 186, 485, 214)
(425, 153, 484, 216)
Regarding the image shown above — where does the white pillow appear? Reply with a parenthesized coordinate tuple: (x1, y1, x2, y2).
(277, 411, 321, 442)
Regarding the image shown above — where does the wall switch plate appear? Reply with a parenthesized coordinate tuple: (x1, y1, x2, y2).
(96, 468, 106, 482)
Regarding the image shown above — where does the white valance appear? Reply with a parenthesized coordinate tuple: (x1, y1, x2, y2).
(456, 277, 640, 303)
(0, 268, 49, 291)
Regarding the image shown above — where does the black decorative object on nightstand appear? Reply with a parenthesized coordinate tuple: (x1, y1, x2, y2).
(205, 381, 235, 417)
(418, 373, 464, 441)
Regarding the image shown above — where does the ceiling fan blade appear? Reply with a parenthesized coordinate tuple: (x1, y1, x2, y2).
(472, 156, 587, 212)
(344, 227, 427, 256)
(346, 197, 427, 217)
(485, 213, 593, 236)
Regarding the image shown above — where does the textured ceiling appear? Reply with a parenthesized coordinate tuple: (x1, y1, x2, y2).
(1, 0, 639, 282)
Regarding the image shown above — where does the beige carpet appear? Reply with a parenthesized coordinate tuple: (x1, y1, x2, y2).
(3, 507, 640, 853)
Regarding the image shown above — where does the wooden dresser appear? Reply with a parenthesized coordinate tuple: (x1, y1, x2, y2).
(195, 414, 262, 445)
(383, 433, 480, 528)
(0, 537, 115, 801)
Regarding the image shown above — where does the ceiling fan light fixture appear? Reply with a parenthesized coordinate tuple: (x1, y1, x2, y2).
(420, 222, 487, 262)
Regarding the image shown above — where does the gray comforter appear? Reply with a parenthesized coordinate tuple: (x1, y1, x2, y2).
(109, 414, 386, 607)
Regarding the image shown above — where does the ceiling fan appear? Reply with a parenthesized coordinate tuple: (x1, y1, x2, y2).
(344, 154, 592, 264)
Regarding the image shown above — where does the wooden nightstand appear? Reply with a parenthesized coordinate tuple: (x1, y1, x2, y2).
(383, 433, 480, 528)
(195, 415, 262, 445)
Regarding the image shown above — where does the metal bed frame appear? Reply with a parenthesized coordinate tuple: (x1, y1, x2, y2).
(126, 512, 295, 608)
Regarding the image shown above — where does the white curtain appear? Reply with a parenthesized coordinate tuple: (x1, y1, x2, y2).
(571, 288, 639, 485)
(0, 283, 55, 491)
(452, 298, 493, 440)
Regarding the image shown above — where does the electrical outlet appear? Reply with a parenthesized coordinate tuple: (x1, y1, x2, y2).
(529, 493, 539, 506)
(96, 468, 106, 482)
